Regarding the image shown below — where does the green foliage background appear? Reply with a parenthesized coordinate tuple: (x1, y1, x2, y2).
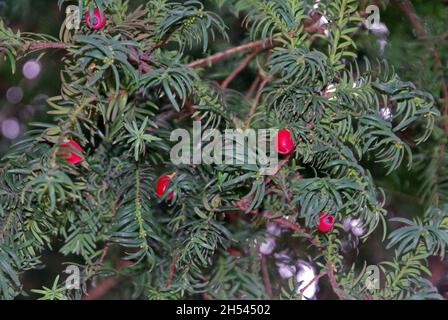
(0, 0, 447, 300)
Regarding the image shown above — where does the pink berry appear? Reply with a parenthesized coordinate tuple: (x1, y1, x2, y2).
(156, 175, 174, 201)
(59, 140, 84, 164)
(317, 212, 334, 233)
(85, 8, 107, 30)
(275, 129, 295, 155)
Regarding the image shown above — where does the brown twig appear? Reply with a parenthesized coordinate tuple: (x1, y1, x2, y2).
(187, 39, 271, 69)
(260, 255, 273, 299)
(82, 260, 132, 300)
(186, 27, 328, 70)
(326, 261, 347, 300)
(235, 155, 291, 214)
(263, 211, 325, 251)
(127, 49, 152, 73)
(166, 252, 178, 288)
(83, 277, 118, 300)
(264, 156, 291, 184)
(147, 108, 179, 133)
(98, 246, 109, 265)
(244, 75, 272, 129)
(263, 212, 307, 233)
(299, 271, 326, 295)
(221, 49, 262, 89)
(26, 42, 67, 50)
(244, 75, 262, 101)
(392, 0, 426, 36)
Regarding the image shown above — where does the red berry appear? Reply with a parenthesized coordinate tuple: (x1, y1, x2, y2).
(225, 212, 239, 222)
(85, 8, 107, 30)
(275, 129, 295, 155)
(317, 212, 334, 233)
(227, 247, 241, 257)
(59, 140, 84, 164)
(156, 175, 174, 201)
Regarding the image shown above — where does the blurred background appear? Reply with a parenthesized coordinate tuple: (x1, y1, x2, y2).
(0, 1, 64, 154)
(1, 0, 447, 299)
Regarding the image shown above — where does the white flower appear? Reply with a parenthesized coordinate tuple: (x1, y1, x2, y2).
(380, 107, 392, 121)
(326, 84, 336, 93)
(343, 218, 365, 237)
(322, 83, 337, 100)
(365, 21, 389, 36)
(352, 81, 363, 89)
(274, 250, 291, 261)
(276, 262, 296, 279)
(343, 217, 356, 231)
(314, 16, 330, 37)
(295, 260, 318, 300)
(378, 39, 388, 54)
(352, 81, 364, 97)
(259, 236, 276, 255)
(266, 222, 284, 237)
(316, 15, 328, 27)
(352, 225, 365, 237)
(309, 0, 330, 38)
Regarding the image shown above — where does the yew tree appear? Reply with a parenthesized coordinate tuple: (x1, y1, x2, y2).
(0, 0, 447, 300)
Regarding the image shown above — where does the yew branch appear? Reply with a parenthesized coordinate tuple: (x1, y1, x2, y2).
(26, 41, 66, 50)
(261, 255, 273, 299)
(187, 39, 270, 69)
(244, 75, 272, 129)
(221, 48, 262, 89)
(166, 251, 178, 288)
(299, 271, 326, 295)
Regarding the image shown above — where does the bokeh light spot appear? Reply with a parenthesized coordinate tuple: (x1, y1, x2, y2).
(22, 60, 42, 80)
(6, 86, 24, 104)
(1, 118, 21, 140)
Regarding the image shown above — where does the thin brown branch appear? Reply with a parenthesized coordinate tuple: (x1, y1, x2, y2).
(264, 156, 291, 184)
(244, 75, 272, 129)
(244, 75, 261, 101)
(392, 0, 426, 37)
(263, 211, 324, 251)
(221, 49, 262, 89)
(82, 260, 132, 300)
(98, 246, 109, 265)
(166, 252, 178, 288)
(326, 261, 347, 300)
(145, 26, 180, 58)
(83, 277, 119, 300)
(147, 108, 179, 133)
(299, 271, 326, 295)
(263, 212, 307, 233)
(127, 50, 152, 73)
(235, 156, 290, 214)
(26, 41, 66, 50)
(260, 255, 273, 299)
(187, 39, 270, 69)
